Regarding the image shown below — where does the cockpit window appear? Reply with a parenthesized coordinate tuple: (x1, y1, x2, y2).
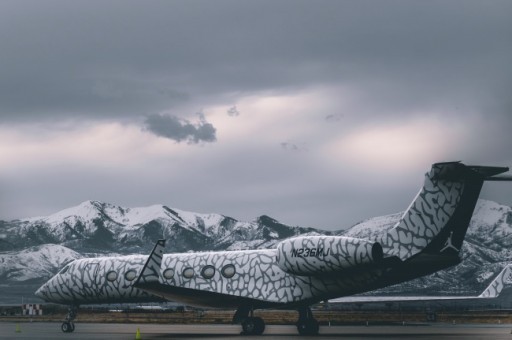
(59, 265, 70, 275)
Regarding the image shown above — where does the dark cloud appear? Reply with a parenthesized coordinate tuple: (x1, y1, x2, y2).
(227, 106, 240, 117)
(325, 114, 344, 122)
(144, 113, 216, 144)
(280, 142, 308, 153)
(0, 0, 510, 125)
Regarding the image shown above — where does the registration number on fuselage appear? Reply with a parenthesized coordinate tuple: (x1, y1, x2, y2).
(290, 248, 331, 258)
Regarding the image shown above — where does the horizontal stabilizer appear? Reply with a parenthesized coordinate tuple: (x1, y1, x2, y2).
(430, 162, 510, 181)
(468, 165, 510, 178)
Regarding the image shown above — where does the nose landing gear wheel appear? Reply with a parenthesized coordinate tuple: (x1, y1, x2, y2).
(61, 305, 78, 333)
(61, 321, 75, 333)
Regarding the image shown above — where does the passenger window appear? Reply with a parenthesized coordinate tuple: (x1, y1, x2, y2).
(183, 267, 194, 279)
(106, 270, 118, 282)
(221, 264, 236, 278)
(201, 265, 215, 279)
(124, 270, 137, 281)
(163, 268, 174, 279)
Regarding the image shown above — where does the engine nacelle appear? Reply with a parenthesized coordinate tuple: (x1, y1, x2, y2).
(276, 236, 383, 276)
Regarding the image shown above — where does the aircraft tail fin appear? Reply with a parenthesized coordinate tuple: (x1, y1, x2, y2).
(379, 162, 510, 260)
(478, 265, 512, 298)
(134, 239, 166, 286)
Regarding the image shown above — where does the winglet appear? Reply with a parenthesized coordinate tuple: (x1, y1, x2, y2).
(478, 265, 512, 298)
(134, 239, 166, 286)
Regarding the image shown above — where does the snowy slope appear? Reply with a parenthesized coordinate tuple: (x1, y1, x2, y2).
(0, 244, 82, 281)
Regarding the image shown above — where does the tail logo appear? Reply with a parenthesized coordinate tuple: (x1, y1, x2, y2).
(440, 231, 459, 253)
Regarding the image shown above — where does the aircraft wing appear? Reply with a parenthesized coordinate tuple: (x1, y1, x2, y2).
(328, 264, 512, 304)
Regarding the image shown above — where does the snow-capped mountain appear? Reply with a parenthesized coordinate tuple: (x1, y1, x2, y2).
(0, 200, 324, 254)
(1, 199, 512, 304)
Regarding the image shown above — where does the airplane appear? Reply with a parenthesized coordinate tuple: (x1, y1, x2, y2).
(35, 161, 512, 335)
(327, 263, 512, 304)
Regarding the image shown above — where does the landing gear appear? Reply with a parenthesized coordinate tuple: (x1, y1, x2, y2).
(61, 321, 75, 333)
(296, 306, 319, 335)
(61, 305, 78, 333)
(234, 305, 265, 335)
(241, 317, 265, 335)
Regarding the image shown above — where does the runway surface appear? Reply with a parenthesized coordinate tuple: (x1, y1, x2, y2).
(2, 322, 512, 339)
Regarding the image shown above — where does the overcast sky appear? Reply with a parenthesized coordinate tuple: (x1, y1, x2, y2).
(1, 0, 511, 230)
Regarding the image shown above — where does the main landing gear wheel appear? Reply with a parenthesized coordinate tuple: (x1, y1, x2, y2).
(297, 318, 319, 336)
(297, 306, 319, 336)
(241, 317, 265, 335)
(61, 321, 75, 333)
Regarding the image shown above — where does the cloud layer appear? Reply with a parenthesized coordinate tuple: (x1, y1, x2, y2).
(0, 1, 511, 229)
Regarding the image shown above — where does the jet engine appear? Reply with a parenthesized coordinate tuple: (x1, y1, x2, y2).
(276, 236, 383, 276)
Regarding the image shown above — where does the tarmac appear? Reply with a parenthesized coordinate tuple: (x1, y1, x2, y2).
(2, 322, 512, 339)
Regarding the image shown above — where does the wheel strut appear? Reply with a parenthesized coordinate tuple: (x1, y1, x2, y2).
(234, 305, 266, 335)
(61, 305, 78, 333)
(297, 306, 319, 335)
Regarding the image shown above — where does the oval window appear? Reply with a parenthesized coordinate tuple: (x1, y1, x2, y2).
(106, 270, 118, 282)
(221, 264, 236, 278)
(163, 268, 174, 279)
(124, 270, 137, 281)
(183, 267, 194, 279)
(201, 265, 215, 279)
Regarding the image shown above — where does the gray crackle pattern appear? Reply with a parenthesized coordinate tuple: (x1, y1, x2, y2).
(39, 249, 381, 305)
(377, 163, 464, 259)
(276, 236, 379, 275)
(136, 239, 165, 284)
(38, 163, 474, 307)
(39, 255, 154, 304)
(156, 250, 379, 304)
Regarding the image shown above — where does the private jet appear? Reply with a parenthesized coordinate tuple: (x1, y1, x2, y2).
(35, 161, 512, 335)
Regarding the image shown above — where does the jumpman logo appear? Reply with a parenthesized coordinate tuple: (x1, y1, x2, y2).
(440, 231, 459, 253)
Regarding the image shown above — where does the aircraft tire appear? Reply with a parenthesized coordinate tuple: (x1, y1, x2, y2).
(241, 317, 265, 335)
(61, 322, 75, 333)
(297, 318, 319, 335)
